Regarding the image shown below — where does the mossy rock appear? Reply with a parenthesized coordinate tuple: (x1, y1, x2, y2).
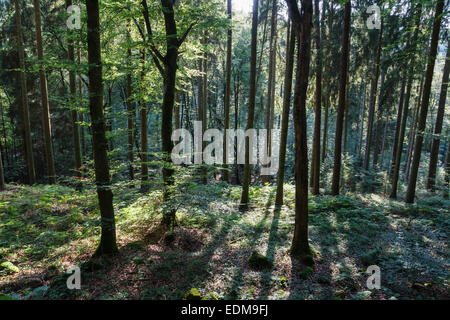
(185, 288, 203, 300)
(0, 260, 19, 274)
(248, 251, 273, 270)
(299, 266, 314, 280)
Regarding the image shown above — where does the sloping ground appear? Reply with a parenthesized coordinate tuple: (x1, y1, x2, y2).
(0, 183, 448, 300)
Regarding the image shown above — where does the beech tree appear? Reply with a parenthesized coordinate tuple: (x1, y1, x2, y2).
(86, 0, 118, 256)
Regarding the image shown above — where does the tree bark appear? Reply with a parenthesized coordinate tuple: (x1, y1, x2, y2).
(275, 22, 295, 207)
(33, 0, 56, 184)
(311, 0, 322, 195)
(263, 0, 278, 184)
(86, 0, 118, 257)
(126, 21, 134, 182)
(14, 0, 36, 185)
(427, 39, 450, 191)
(139, 50, 149, 192)
(66, 0, 82, 173)
(223, 0, 232, 182)
(286, 0, 313, 263)
(239, 0, 259, 211)
(406, 0, 444, 203)
(363, 23, 383, 171)
(331, 0, 351, 196)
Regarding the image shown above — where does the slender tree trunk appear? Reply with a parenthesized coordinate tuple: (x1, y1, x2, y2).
(358, 83, 367, 161)
(275, 22, 295, 207)
(14, 0, 36, 185)
(240, 0, 259, 211)
(126, 22, 134, 182)
(86, 0, 118, 257)
(405, 78, 423, 178)
(33, 0, 56, 184)
(139, 50, 149, 192)
(160, 0, 179, 228)
(223, 0, 232, 182)
(263, 0, 278, 184)
(286, 0, 313, 263)
(321, 1, 333, 164)
(427, 39, 450, 191)
(406, 0, 444, 203)
(364, 23, 383, 171)
(234, 81, 241, 185)
(311, 0, 322, 195)
(390, 72, 407, 175)
(373, 72, 385, 168)
(331, 0, 351, 196)
(66, 0, 82, 173)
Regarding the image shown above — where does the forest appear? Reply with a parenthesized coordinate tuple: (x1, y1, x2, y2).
(0, 0, 448, 301)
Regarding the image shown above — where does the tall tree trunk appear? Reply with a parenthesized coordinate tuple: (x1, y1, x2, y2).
(275, 22, 295, 207)
(427, 39, 450, 191)
(160, 0, 179, 228)
(311, 0, 322, 195)
(263, 0, 278, 184)
(286, 0, 313, 263)
(126, 22, 134, 182)
(321, 1, 334, 164)
(139, 50, 149, 192)
(363, 23, 383, 171)
(33, 0, 56, 184)
(390, 72, 407, 175)
(14, 0, 36, 185)
(86, 0, 118, 257)
(223, 0, 232, 182)
(331, 1, 351, 196)
(372, 72, 385, 168)
(66, 0, 82, 173)
(406, 0, 444, 203)
(357, 83, 367, 162)
(405, 77, 424, 178)
(239, 0, 259, 211)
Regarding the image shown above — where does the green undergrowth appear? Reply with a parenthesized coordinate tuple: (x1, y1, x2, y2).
(0, 182, 448, 300)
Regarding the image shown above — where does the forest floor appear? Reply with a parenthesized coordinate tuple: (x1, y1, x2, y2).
(0, 182, 448, 300)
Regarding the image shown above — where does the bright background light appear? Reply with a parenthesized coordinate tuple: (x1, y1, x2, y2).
(233, 0, 253, 13)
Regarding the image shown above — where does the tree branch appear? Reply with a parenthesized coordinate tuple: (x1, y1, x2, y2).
(178, 22, 197, 47)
